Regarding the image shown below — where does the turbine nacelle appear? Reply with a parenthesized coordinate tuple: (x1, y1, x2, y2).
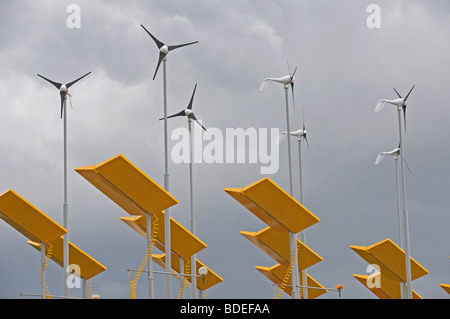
(60, 85, 68, 93)
(185, 109, 193, 116)
(160, 45, 169, 54)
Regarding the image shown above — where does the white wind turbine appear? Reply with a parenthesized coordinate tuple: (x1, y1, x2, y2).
(259, 62, 300, 298)
(277, 106, 310, 298)
(141, 24, 198, 299)
(375, 146, 412, 246)
(374, 85, 415, 299)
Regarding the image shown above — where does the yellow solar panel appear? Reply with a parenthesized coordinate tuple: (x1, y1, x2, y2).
(350, 239, 429, 283)
(120, 211, 207, 259)
(225, 178, 319, 233)
(28, 237, 107, 280)
(75, 154, 178, 216)
(353, 274, 422, 299)
(152, 254, 223, 291)
(255, 264, 327, 299)
(0, 190, 67, 244)
(241, 227, 322, 270)
(440, 284, 450, 294)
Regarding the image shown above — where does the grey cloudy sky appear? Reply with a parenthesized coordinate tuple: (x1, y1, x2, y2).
(0, 0, 449, 299)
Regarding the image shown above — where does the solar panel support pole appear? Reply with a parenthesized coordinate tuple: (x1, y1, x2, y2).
(284, 84, 299, 299)
(82, 278, 87, 299)
(188, 118, 198, 299)
(180, 257, 184, 298)
(397, 106, 412, 299)
(162, 56, 172, 299)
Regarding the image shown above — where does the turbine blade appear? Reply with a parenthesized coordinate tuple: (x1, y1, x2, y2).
(404, 158, 412, 174)
(187, 83, 197, 110)
(60, 91, 66, 119)
(404, 84, 415, 102)
(159, 110, 185, 120)
(153, 52, 166, 80)
(290, 82, 296, 112)
(141, 24, 164, 49)
(167, 41, 199, 51)
(291, 66, 297, 78)
(286, 60, 291, 76)
(393, 87, 402, 99)
(304, 134, 310, 150)
(37, 74, 62, 90)
(66, 71, 91, 88)
(189, 113, 207, 131)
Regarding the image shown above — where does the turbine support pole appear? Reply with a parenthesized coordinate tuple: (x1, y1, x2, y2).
(284, 84, 299, 299)
(297, 138, 307, 299)
(188, 118, 197, 299)
(397, 106, 412, 299)
(394, 156, 405, 299)
(162, 56, 172, 299)
(63, 95, 69, 298)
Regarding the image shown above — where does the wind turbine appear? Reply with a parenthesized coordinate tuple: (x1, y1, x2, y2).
(141, 24, 198, 299)
(141, 24, 199, 81)
(277, 105, 310, 298)
(259, 63, 300, 298)
(375, 146, 412, 246)
(259, 62, 297, 111)
(37, 71, 91, 298)
(159, 84, 207, 132)
(160, 83, 206, 299)
(375, 85, 415, 131)
(374, 86, 415, 299)
(375, 145, 412, 299)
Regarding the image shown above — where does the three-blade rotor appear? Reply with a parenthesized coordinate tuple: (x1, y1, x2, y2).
(393, 85, 415, 132)
(159, 83, 207, 131)
(141, 25, 199, 80)
(37, 72, 91, 118)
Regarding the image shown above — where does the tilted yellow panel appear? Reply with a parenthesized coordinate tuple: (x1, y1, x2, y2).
(75, 154, 178, 216)
(255, 264, 327, 299)
(241, 227, 322, 270)
(351, 239, 429, 283)
(152, 254, 223, 291)
(350, 245, 402, 283)
(28, 237, 106, 280)
(0, 190, 67, 244)
(225, 178, 319, 233)
(120, 211, 207, 259)
(353, 274, 422, 299)
(440, 284, 450, 294)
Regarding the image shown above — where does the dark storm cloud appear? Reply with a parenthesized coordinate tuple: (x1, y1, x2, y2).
(0, 0, 449, 299)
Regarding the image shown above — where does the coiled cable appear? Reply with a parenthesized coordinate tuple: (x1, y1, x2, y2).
(39, 243, 53, 299)
(274, 244, 298, 299)
(129, 215, 159, 299)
